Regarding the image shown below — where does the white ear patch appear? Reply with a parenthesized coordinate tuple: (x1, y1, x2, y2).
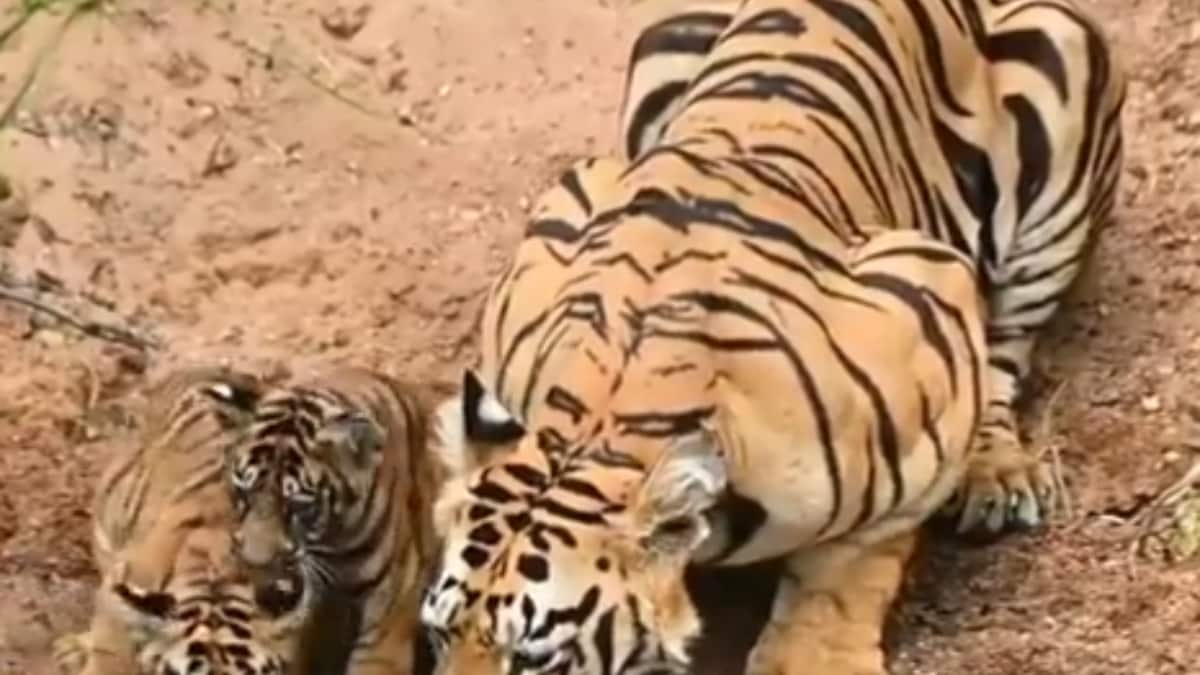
(205, 383, 235, 400)
(433, 370, 527, 477)
(461, 369, 525, 444)
(640, 428, 728, 520)
(476, 389, 516, 426)
(433, 395, 469, 475)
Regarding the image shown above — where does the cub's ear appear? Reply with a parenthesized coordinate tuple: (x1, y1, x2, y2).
(200, 374, 264, 430)
(316, 413, 385, 466)
(113, 581, 176, 619)
(462, 370, 525, 443)
(434, 370, 525, 475)
(632, 426, 727, 558)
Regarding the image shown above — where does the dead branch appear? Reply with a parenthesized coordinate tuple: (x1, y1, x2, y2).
(1134, 457, 1200, 529)
(0, 284, 161, 352)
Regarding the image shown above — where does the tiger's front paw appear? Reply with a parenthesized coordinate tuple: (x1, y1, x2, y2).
(745, 626, 888, 675)
(941, 426, 1055, 538)
(745, 645, 887, 675)
(52, 632, 89, 675)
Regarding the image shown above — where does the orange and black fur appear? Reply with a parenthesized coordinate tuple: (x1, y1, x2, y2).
(53, 367, 315, 675)
(422, 1, 1125, 674)
(226, 366, 440, 675)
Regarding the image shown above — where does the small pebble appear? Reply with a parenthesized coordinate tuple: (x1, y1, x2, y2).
(1141, 395, 1162, 413)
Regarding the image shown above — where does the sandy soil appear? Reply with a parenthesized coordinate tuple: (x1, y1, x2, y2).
(0, 1, 1197, 674)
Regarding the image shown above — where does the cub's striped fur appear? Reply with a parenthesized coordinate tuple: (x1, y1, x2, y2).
(422, 1, 1125, 674)
(226, 366, 439, 675)
(53, 367, 315, 675)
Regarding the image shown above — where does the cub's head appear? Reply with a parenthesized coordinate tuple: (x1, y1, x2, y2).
(226, 369, 400, 588)
(99, 531, 312, 675)
(422, 371, 727, 675)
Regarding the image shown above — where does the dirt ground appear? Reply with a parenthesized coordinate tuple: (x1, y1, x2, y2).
(0, 0, 1198, 674)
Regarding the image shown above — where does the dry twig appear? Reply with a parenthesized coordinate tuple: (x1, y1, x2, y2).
(1033, 379, 1074, 522)
(0, 284, 161, 351)
(1124, 452, 1200, 575)
(1133, 457, 1200, 530)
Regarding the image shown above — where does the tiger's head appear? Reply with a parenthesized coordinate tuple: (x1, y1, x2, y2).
(98, 529, 312, 675)
(225, 366, 416, 590)
(422, 371, 727, 675)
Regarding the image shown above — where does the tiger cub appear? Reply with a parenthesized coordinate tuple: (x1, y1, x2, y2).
(225, 365, 440, 675)
(53, 366, 316, 675)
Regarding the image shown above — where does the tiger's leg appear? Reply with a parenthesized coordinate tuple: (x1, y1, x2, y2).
(335, 590, 423, 675)
(946, 0, 1125, 537)
(52, 631, 91, 674)
(745, 531, 917, 675)
(52, 621, 137, 675)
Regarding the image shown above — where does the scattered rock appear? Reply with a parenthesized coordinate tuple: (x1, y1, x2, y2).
(202, 136, 239, 177)
(0, 174, 30, 248)
(1141, 395, 1162, 413)
(1089, 388, 1122, 406)
(85, 98, 123, 143)
(115, 350, 149, 375)
(33, 329, 67, 349)
(320, 3, 371, 40)
(383, 67, 409, 93)
(158, 50, 211, 88)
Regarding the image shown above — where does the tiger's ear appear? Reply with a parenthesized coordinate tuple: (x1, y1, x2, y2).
(113, 581, 176, 619)
(200, 376, 263, 430)
(316, 413, 385, 466)
(434, 369, 525, 476)
(631, 427, 727, 557)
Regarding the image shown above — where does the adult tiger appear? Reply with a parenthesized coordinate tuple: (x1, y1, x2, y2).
(225, 365, 440, 675)
(421, 1, 1125, 674)
(53, 366, 316, 675)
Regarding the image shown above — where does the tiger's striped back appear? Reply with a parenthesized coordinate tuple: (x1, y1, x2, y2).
(55, 367, 316, 675)
(618, 0, 1126, 534)
(226, 365, 440, 675)
(617, 1, 736, 162)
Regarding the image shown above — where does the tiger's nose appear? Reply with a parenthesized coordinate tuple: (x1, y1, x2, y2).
(231, 529, 296, 567)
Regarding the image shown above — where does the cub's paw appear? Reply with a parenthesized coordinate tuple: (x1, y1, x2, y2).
(52, 632, 90, 675)
(940, 426, 1056, 538)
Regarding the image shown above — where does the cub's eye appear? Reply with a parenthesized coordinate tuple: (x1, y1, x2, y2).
(288, 493, 320, 528)
(281, 475, 305, 499)
(655, 516, 695, 537)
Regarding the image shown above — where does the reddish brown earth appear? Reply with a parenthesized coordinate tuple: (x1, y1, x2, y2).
(0, 1, 1197, 674)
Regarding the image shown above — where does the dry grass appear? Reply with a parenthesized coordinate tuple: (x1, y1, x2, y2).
(0, 0, 103, 130)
